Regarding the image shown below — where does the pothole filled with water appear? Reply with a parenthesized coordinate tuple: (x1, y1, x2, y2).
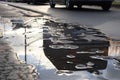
(1, 17, 120, 80)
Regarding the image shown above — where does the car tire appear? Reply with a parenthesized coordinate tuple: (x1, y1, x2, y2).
(49, 0, 55, 8)
(77, 5, 82, 8)
(33, 2, 37, 5)
(101, 2, 112, 11)
(27, 2, 30, 4)
(33, 0, 37, 5)
(66, 0, 73, 9)
(27, 0, 31, 4)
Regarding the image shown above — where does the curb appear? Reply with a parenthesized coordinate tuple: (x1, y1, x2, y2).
(8, 3, 50, 16)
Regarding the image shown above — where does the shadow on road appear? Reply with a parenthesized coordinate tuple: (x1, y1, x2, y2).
(48, 6, 112, 12)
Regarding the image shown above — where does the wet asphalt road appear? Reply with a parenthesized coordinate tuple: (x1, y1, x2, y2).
(1, 2, 120, 80)
(0, 3, 38, 80)
(7, 2, 120, 40)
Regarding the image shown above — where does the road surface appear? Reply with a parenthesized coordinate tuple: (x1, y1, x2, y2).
(1, 2, 120, 80)
(7, 2, 120, 40)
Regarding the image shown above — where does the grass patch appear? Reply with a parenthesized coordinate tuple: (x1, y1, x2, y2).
(112, 1, 120, 5)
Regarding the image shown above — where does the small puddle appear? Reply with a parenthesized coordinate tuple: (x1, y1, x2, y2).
(1, 17, 120, 80)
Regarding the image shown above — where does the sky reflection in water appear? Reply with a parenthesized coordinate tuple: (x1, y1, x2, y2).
(1, 17, 120, 80)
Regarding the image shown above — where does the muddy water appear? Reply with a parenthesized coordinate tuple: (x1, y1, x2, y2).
(1, 17, 120, 80)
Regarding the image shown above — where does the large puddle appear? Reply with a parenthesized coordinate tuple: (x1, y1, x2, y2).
(1, 17, 120, 80)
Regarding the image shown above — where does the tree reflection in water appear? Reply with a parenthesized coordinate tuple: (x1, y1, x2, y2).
(109, 40, 120, 56)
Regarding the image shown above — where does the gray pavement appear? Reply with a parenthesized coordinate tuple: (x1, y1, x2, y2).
(6, 2, 120, 40)
(0, 1, 119, 80)
(0, 38, 38, 80)
(0, 3, 38, 80)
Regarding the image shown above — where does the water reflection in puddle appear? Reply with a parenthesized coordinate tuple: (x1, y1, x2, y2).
(56, 70, 73, 76)
(49, 44, 79, 49)
(109, 40, 120, 56)
(1, 17, 120, 80)
(75, 64, 93, 69)
(66, 61, 74, 64)
(66, 54, 76, 58)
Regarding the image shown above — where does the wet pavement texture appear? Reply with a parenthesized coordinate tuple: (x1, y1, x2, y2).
(4, 17, 120, 80)
(0, 2, 120, 80)
(0, 3, 22, 17)
(0, 38, 37, 80)
(43, 20, 109, 71)
(0, 3, 38, 80)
